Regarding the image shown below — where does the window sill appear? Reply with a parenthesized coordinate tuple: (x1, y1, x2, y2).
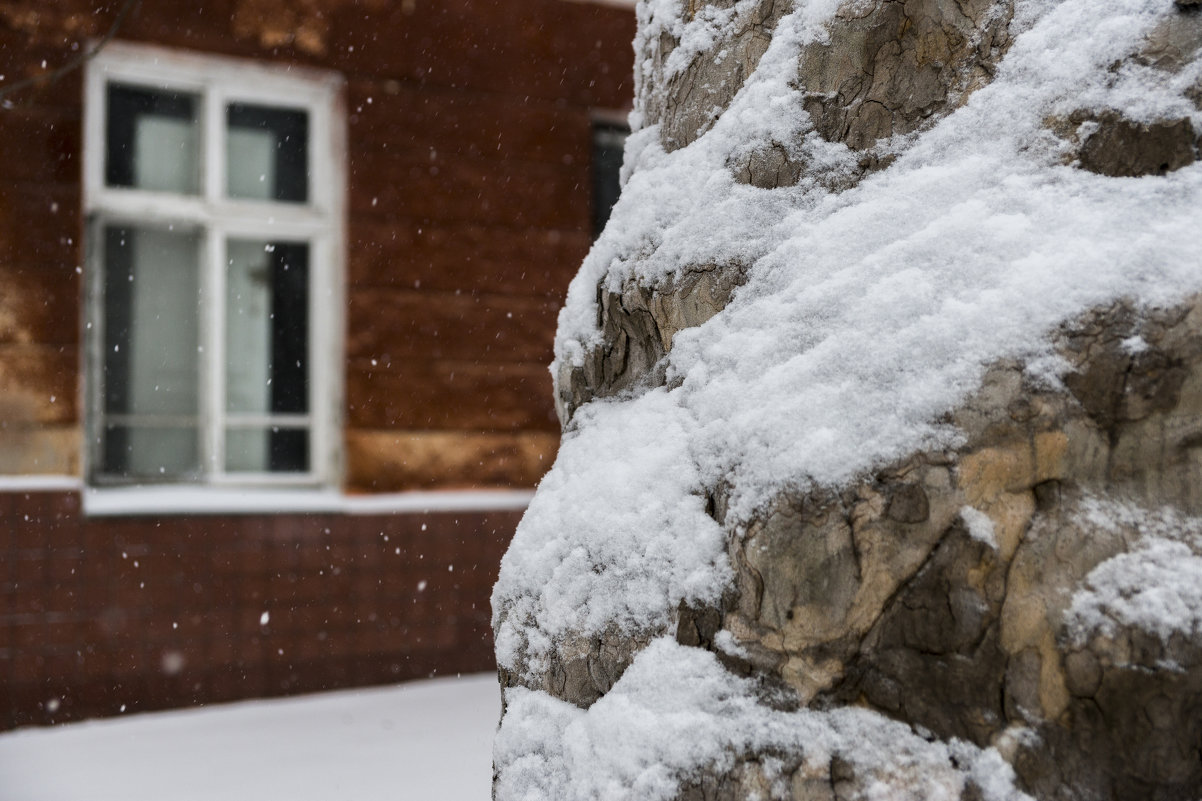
(79, 485, 534, 516)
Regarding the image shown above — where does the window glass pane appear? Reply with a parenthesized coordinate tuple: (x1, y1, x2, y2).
(106, 85, 200, 194)
(101, 226, 201, 479)
(103, 425, 199, 479)
(225, 240, 309, 415)
(103, 226, 201, 417)
(226, 103, 308, 202)
(225, 427, 308, 473)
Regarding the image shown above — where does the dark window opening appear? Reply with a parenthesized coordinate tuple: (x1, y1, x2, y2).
(591, 121, 629, 239)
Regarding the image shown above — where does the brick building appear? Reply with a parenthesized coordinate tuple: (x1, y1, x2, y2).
(0, 0, 634, 729)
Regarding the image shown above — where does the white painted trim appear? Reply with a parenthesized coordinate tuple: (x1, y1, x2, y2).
(84, 40, 346, 491)
(0, 476, 533, 515)
(0, 475, 83, 492)
(80, 487, 534, 516)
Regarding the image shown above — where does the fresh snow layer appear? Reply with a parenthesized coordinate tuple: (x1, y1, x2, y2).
(567, 0, 1202, 518)
(1066, 498, 1202, 645)
(0, 675, 499, 801)
(494, 0, 1202, 673)
(494, 638, 1033, 801)
(493, 390, 731, 671)
(962, 506, 1000, 550)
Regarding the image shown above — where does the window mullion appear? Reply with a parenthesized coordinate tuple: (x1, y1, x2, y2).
(202, 84, 226, 481)
(85, 216, 106, 482)
(311, 233, 330, 485)
(203, 225, 226, 481)
(204, 83, 225, 204)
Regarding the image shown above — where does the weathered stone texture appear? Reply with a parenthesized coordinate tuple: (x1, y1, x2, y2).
(513, 2, 1202, 798)
(1075, 114, 1198, 177)
(557, 265, 746, 423)
(500, 625, 662, 710)
(1045, 12, 1202, 177)
(681, 295, 1202, 799)
(799, 0, 1012, 151)
(640, 0, 786, 151)
(751, 0, 1013, 189)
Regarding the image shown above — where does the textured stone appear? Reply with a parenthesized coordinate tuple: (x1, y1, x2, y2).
(1077, 114, 1198, 178)
(499, 625, 660, 710)
(506, 1, 1202, 798)
(708, 295, 1202, 798)
(556, 265, 746, 424)
(799, 0, 1012, 151)
(1046, 9, 1202, 177)
(640, 0, 786, 151)
(533, 283, 1202, 798)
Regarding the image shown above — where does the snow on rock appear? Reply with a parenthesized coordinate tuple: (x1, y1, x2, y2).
(492, 389, 730, 681)
(494, 638, 1032, 801)
(494, 0, 1202, 798)
(1066, 498, 1202, 645)
(961, 506, 999, 550)
(504, 0, 1202, 672)
(558, 0, 1202, 523)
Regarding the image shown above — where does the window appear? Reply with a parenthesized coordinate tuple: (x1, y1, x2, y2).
(84, 43, 344, 487)
(591, 120, 628, 239)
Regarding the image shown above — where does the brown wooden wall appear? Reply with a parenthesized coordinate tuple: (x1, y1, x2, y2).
(0, 0, 635, 490)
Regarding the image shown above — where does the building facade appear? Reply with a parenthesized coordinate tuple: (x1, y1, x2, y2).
(0, 0, 633, 729)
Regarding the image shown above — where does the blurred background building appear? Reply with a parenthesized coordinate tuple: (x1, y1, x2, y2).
(0, 0, 633, 729)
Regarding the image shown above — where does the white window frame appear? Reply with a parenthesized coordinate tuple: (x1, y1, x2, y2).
(83, 41, 345, 490)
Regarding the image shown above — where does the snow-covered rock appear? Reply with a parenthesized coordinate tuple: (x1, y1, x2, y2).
(492, 0, 1202, 798)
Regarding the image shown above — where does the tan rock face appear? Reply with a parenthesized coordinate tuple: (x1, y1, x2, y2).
(740, 0, 1014, 189)
(687, 296, 1202, 798)
(519, 295, 1202, 798)
(1046, 15, 1202, 177)
(531, 280, 1202, 797)
(499, 624, 662, 711)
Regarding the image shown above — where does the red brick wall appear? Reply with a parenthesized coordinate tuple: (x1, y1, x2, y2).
(1, 489, 521, 729)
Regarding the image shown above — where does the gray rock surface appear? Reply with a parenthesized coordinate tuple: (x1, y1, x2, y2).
(640, 0, 787, 152)
(798, 0, 1012, 150)
(555, 264, 746, 424)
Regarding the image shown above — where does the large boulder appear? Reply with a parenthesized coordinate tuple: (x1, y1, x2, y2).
(492, 1, 1202, 799)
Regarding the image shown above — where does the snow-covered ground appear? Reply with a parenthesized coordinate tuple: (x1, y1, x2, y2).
(0, 674, 499, 800)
